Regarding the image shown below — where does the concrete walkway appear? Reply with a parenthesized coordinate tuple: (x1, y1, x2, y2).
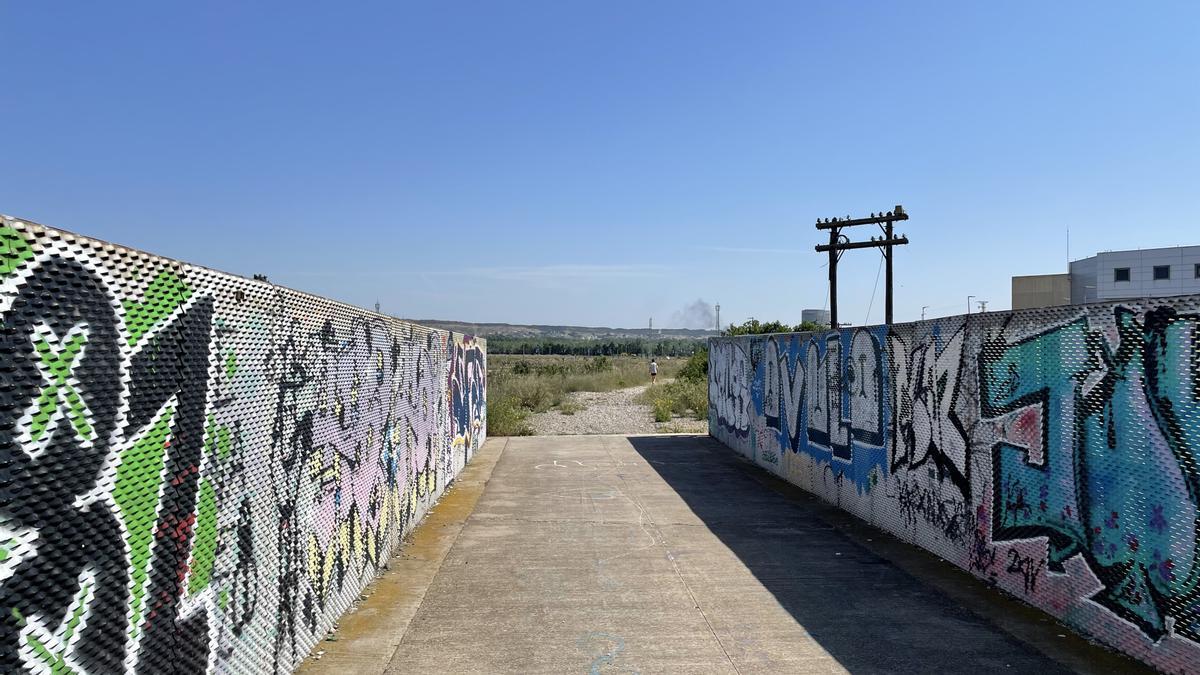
(300, 435, 1136, 674)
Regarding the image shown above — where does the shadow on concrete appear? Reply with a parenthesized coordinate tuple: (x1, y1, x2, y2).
(627, 434, 1076, 675)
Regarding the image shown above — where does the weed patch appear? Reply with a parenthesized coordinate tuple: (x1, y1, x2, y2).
(638, 378, 708, 422)
(485, 394, 532, 436)
(487, 355, 686, 434)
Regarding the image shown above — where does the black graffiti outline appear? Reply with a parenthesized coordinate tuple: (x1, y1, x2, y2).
(710, 340, 751, 438)
(762, 335, 806, 451)
(891, 478, 976, 545)
(266, 310, 453, 672)
(449, 333, 487, 467)
(1006, 549, 1045, 594)
(888, 324, 972, 499)
(848, 329, 885, 448)
(0, 255, 216, 673)
(981, 307, 1200, 643)
(801, 330, 885, 463)
(805, 333, 848, 458)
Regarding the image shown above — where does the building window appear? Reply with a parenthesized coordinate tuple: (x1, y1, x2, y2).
(1114, 267, 1131, 282)
(1154, 265, 1171, 280)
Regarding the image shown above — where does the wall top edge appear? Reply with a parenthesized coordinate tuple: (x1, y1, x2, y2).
(1, 213, 484, 346)
(707, 291, 1200, 343)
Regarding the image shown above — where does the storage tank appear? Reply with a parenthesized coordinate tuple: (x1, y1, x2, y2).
(801, 309, 831, 327)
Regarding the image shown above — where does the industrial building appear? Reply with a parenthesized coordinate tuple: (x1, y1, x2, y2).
(1012, 245, 1200, 310)
(801, 308, 831, 327)
(1011, 273, 1071, 310)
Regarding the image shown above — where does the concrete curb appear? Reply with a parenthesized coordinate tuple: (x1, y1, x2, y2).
(296, 437, 509, 673)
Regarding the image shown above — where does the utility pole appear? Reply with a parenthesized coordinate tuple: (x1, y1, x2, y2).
(375, 300, 381, 313)
(815, 205, 910, 326)
(649, 317, 653, 332)
(967, 295, 975, 315)
(715, 304, 721, 333)
(977, 299, 988, 313)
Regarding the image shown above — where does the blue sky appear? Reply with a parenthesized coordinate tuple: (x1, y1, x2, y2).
(3, 2, 1198, 328)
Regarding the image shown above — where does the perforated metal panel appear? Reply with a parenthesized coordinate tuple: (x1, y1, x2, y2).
(709, 300, 1200, 672)
(0, 216, 486, 673)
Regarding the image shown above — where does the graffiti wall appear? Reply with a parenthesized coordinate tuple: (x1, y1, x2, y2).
(709, 297, 1200, 672)
(0, 216, 487, 674)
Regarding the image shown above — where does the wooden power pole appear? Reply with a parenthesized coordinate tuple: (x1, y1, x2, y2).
(815, 205, 910, 326)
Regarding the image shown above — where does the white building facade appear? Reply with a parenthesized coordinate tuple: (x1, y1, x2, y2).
(1069, 246, 1200, 305)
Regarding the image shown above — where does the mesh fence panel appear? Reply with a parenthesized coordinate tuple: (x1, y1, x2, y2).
(0, 216, 486, 673)
(709, 298, 1200, 671)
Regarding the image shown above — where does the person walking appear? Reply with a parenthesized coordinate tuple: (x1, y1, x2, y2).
(649, 358, 658, 384)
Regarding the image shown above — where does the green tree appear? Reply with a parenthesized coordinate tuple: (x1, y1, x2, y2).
(678, 347, 708, 382)
(795, 320, 829, 332)
(721, 319, 830, 336)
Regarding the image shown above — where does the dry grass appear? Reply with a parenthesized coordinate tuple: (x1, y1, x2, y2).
(636, 377, 708, 422)
(487, 355, 685, 435)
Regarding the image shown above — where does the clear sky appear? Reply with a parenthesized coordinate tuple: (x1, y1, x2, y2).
(3, 2, 1198, 329)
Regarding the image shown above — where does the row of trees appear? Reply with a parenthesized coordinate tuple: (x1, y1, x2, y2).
(485, 320, 828, 355)
(485, 337, 704, 356)
(672, 318, 830, 384)
(723, 319, 829, 336)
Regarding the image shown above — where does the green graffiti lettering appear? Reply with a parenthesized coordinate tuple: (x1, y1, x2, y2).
(0, 226, 34, 277)
(24, 582, 91, 674)
(122, 270, 192, 346)
(187, 479, 219, 595)
(112, 407, 174, 637)
(30, 326, 93, 444)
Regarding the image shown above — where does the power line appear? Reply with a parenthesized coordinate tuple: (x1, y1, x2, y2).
(864, 253, 884, 325)
(817, 259, 831, 314)
(815, 205, 910, 327)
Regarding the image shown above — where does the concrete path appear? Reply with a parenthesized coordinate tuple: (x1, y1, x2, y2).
(300, 435, 1132, 674)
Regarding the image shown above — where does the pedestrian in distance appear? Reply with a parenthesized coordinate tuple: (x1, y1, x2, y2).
(649, 358, 658, 384)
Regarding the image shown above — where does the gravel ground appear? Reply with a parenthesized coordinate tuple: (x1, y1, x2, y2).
(526, 382, 709, 435)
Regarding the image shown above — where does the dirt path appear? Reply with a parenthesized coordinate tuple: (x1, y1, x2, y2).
(526, 382, 708, 435)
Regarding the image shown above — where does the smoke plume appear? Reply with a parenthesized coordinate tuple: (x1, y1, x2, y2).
(670, 299, 716, 330)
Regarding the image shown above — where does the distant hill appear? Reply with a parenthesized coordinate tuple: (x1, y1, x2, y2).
(410, 320, 716, 341)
